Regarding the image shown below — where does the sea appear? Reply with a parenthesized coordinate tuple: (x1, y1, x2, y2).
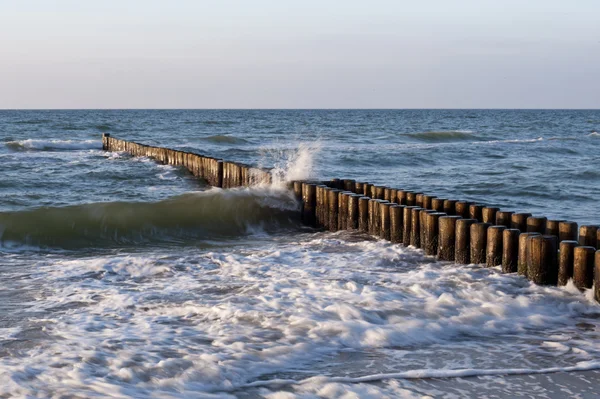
(1, 109, 600, 398)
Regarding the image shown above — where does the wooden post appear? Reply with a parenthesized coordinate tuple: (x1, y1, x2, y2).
(375, 186, 386, 200)
(558, 240, 578, 286)
(431, 198, 446, 212)
(410, 207, 423, 248)
(527, 235, 558, 285)
(355, 182, 365, 195)
(502, 229, 520, 273)
(518, 233, 540, 277)
(338, 192, 352, 230)
(380, 202, 392, 240)
(368, 199, 377, 234)
(486, 225, 506, 267)
(102, 133, 110, 150)
(438, 215, 461, 261)
(545, 219, 564, 238)
(482, 207, 499, 224)
(390, 205, 404, 243)
(422, 195, 435, 210)
(579, 225, 599, 248)
(328, 189, 340, 232)
(573, 246, 595, 289)
(415, 193, 424, 208)
(420, 209, 436, 250)
(389, 189, 398, 204)
(526, 216, 547, 234)
(384, 188, 393, 202)
(216, 160, 223, 187)
(425, 212, 446, 256)
(301, 183, 317, 227)
(455, 201, 471, 218)
(398, 190, 410, 205)
(443, 200, 457, 215)
(364, 183, 373, 197)
(511, 212, 532, 232)
(406, 192, 419, 206)
(595, 250, 600, 302)
(469, 204, 484, 222)
(496, 211, 514, 228)
(343, 179, 355, 192)
(330, 178, 342, 189)
(293, 181, 303, 201)
(470, 223, 491, 264)
(559, 221, 578, 242)
(403, 206, 418, 246)
(358, 196, 370, 232)
(348, 194, 361, 229)
(456, 218, 477, 264)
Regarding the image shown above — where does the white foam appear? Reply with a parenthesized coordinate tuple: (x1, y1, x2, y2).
(6, 139, 101, 151)
(267, 141, 321, 186)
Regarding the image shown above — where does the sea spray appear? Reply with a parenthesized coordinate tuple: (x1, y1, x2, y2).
(266, 140, 322, 187)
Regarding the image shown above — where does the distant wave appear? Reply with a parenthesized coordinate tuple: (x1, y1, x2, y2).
(0, 189, 300, 249)
(403, 130, 479, 142)
(5, 139, 101, 151)
(202, 135, 249, 145)
(589, 132, 599, 137)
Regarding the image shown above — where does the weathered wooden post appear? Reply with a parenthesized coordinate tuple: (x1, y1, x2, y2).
(328, 189, 340, 232)
(403, 206, 417, 246)
(432, 198, 446, 212)
(355, 182, 365, 195)
(358, 197, 370, 232)
(102, 133, 111, 150)
(343, 179, 355, 192)
(579, 225, 599, 248)
(330, 178, 342, 189)
(406, 192, 419, 206)
(482, 207, 499, 224)
(390, 205, 404, 243)
(455, 218, 477, 264)
(502, 229, 520, 273)
(443, 199, 457, 215)
(410, 207, 423, 248)
(573, 246, 596, 289)
(438, 215, 461, 261)
(338, 192, 351, 230)
(527, 235, 558, 285)
(398, 190, 410, 205)
(420, 209, 435, 249)
(422, 195, 435, 210)
(559, 221, 578, 242)
(545, 220, 564, 238)
(469, 204, 484, 222)
(511, 212, 532, 232)
(384, 188, 393, 202)
(470, 223, 491, 264)
(518, 233, 541, 277)
(415, 193, 424, 208)
(455, 201, 471, 218)
(301, 183, 317, 227)
(380, 202, 392, 240)
(364, 183, 373, 197)
(425, 212, 446, 256)
(293, 181, 303, 201)
(216, 160, 224, 187)
(526, 216, 547, 234)
(348, 194, 361, 229)
(486, 225, 506, 267)
(558, 240, 578, 286)
(375, 186, 386, 200)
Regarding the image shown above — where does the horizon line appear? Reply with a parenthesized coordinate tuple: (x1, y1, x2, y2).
(1, 107, 599, 111)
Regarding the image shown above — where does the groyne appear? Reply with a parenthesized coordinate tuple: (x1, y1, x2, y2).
(103, 133, 600, 303)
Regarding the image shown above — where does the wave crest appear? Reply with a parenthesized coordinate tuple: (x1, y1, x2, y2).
(5, 139, 101, 151)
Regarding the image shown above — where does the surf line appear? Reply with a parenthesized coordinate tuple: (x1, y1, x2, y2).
(102, 134, 600, 304)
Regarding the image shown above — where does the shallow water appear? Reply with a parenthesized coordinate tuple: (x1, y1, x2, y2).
(1, 110, 600, 398)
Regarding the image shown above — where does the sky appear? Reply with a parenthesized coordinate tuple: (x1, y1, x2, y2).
(0, 0, 599, 109)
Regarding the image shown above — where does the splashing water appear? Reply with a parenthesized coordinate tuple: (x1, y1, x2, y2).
(265, 141, 321, 187)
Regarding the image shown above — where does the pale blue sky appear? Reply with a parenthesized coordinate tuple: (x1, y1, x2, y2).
(1, 0, 599, 108)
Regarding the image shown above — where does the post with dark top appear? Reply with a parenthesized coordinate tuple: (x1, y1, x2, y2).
(328, 189, 340, 232)
(579, 225, 599, 248)
(355, 182, 365, 196)
(380, 202, 392, 240)
(456, 218, 477, 264)
(302, 183, 317, 227)
(425, 212, 446, 256)
(502, 229, 520, 273)
(443, 200, 457, 215)
(403, 206, 417, 246)
(527, 235, 558, 285)
(526, 216, 547, 234)
(469, 204, 484, 222)
(511, 212, 532, 233)
(358, 197, 370, 232)
(518, 232, 541, 277)
(432, 198, 446, 212)
(558, 241, 578, 286)
(398, 190, 410, 205)
(423, 195, 435, 210)
(410, 207, 423, 247)
(573, 246, 596, 290)
(545, 220, 563, 238)
(455, 201, 471, 219)
(470, 223, 491, 264)
(559, 221, 578, 242)
(390, 205, 404, 243)
(438, 215, 461, 261)
(486, 225, 505, 267)
(348, 194, 361, 229)
(482, 207, 499, 224)
(102, 133, 110, 150)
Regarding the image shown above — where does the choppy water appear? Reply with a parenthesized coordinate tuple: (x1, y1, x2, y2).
(1, 109, 600, 398)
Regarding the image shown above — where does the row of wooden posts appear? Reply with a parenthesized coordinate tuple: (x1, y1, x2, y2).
(294, 179, 600, 302)
(103, 134, 600, 302)
(102, 133, 272, 188)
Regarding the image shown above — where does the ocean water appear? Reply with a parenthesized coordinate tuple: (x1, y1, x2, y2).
(1, 109, 600, 398)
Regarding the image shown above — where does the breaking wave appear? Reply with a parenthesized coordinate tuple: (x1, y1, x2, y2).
(0, 188, 300, 249)
(5, 139, 101, 151)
